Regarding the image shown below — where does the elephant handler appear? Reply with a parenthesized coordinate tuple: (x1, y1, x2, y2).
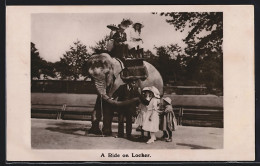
(112, 79, 141, 140)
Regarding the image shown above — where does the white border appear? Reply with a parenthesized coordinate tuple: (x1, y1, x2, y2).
(6, 5, 254, 161)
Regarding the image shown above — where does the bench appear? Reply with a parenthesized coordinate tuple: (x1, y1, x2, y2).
(31, 93, 96, 120)
(31, 93, 223, 127)
(62, 105, 93, 120)
(173, 106, 223, 128)
(31, 104, 65, 119)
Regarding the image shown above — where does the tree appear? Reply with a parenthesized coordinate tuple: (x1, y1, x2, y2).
(157, 12, 223, 91)
(90, 35, 109, 54)
(31, 42, 55, 79)
(31, 42, 41, 79)
(159, 12, 223, 58)
(57, 40, 91, 80)
(200, 52, 223, 91)
(40, 61, 55, 79)
(154, 44, 185, 84)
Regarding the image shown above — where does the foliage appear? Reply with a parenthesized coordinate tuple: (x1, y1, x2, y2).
(56, 40, 91, 80)
(31, 42, 55, 79)
(31, 13, 223, 94)
(154, 45, 185, 83)
(31, 42, 41, 79)
(156, 12, 223, 91)
(90, 35, 110, 54)
(40, 61, 56, 79)
(159, 12, 223, 57)
(200, 53, 223, 91)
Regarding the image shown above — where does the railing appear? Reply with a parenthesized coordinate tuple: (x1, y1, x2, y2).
(31, 104, 223, 128)
(173, 106, 223, 128)
(32, 103, 93, 120)
(31, 80, 97, 94)
(31, 93, 223, 127)
(164, 86, 208, 95)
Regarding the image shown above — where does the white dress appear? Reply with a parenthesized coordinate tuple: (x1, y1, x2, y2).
(142, 98, 160, 132)
(126, 28, 143, 49)
(135, 103, 147, 126)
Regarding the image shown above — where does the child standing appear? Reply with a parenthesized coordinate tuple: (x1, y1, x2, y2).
(134, 101, 147, 138)
(134, 87, 153, 139)
(159, 97, 177, 142)
(141, 86, 161, 144)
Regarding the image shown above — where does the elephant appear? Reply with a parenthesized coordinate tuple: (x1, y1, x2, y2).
(86, 53, 163, 136)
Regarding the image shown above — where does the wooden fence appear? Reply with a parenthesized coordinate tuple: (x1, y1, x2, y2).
(31, 80, 97, 94)
(31, 93, 223, 128)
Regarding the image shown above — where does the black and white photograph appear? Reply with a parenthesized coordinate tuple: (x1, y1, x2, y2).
(31, 12, 223, 149)
(6, 5, 254, 161)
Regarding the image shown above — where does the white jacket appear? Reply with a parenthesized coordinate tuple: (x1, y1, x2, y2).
(126, 28, 143, 49)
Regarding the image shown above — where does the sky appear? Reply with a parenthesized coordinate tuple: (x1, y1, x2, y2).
(31, 13, 188, 62)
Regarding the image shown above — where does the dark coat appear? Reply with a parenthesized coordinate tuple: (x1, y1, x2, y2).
(112, 31, 127, 43)
(112, 84, 140, 137)
(112, 84, 140, 112)
(111, 31, 128, 59)
(112, 84, 140, 101)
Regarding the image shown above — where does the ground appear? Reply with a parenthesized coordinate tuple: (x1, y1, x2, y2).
(31, 118, 223, 149)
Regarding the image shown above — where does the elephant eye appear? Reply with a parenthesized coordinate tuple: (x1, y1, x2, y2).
(92, 61, 103, 68)
(103, 61, 108, 67)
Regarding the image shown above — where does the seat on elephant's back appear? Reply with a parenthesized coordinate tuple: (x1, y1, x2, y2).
(120, 58, 148, 81)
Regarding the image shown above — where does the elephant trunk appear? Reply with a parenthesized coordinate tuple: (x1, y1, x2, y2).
(101, 94, 140, 107)
(87, 53, 140, 108)
(93, 78, 140, 107)
(94, 77, 106, 95)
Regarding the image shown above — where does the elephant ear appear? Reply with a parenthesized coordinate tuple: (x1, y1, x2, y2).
(111, 58, 123, 79)
(107, 58, 125, 96)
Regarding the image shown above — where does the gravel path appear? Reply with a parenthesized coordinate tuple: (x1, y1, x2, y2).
(32, 118, 223, 149)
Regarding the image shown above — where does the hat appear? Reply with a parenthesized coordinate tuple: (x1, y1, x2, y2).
(142, 87, 151, 92)
(118, 24, 127, 30)
(142, 86, 160, 99)
(163, 97, 172, 105)
(151, 86, 160, 98)
(121, 18, 133, 26)
(123, 77, 139, 83)
(133, 22, 144, 28)
(107, 24, 119, 31)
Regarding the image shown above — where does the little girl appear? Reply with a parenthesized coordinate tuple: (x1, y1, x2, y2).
(135, 87, 153, 139)
(135, 100, 147, 139)
(140, 86, 161, 144)
(159, 97, 177, 142)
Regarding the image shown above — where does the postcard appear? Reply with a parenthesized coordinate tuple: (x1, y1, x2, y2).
(6, 5, 254, 161)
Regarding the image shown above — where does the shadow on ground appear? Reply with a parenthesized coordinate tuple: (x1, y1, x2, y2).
(176, 143, 213, 149)
(45, 121, 156, 143)
(46, 122, 91, 136)
(32, 119, 223, 149)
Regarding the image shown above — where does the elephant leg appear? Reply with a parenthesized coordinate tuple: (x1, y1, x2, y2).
(88, 119, 102, 135)
(88, 96, 103, 135)
(102, 104, 114, 136)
